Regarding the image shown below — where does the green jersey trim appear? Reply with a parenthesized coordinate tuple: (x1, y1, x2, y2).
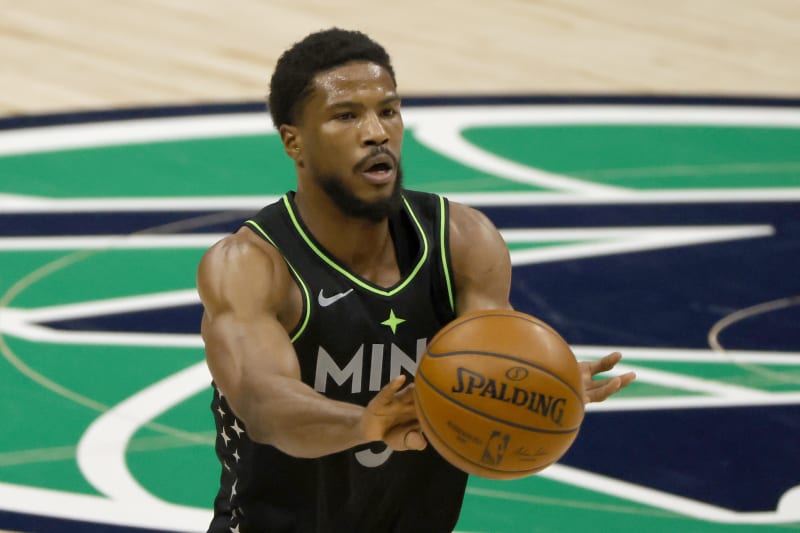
(281, 194, 430, 297)
(439, 195, 455, 313)
(243, 219, 311, 342)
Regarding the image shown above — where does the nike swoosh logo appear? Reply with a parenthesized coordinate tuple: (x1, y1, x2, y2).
(317, 288, 354, 307)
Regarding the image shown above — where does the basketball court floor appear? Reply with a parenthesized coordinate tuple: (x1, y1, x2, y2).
(1, 2, 799, 532)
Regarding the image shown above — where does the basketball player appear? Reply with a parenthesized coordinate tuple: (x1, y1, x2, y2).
(197, 28, 636, 533)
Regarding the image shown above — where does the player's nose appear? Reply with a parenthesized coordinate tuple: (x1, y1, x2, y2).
(361, 112, 389, 146)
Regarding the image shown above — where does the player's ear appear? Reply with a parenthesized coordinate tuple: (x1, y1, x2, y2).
(279, 124, 303, 167)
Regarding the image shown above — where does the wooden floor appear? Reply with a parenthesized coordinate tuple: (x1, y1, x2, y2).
(1, 0, 798, 117)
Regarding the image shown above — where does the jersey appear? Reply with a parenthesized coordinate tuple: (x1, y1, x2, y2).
(208, 190, 468, 533)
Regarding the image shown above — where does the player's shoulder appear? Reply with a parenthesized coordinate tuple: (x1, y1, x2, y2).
(447, 200, 508, 262)
(448, 200, 498, 237)
(197, 227, 297, 315)
(198, 227, 291, 290)
(202, 227, 275, 267)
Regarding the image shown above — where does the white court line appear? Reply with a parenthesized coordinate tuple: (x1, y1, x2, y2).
(501, 226, 776, 241)
(0, 225, 775, 269)
(0, 290, 203, 347)
(573, 345, 800, 364)
(0, 113, 275, 156)
(506, 225, 774, 265)
(77, 362, 211, 508)
(0, 193, 277, 213)
(412, 121, 626, 195)
(540, 463, 800, 524)
(0, 481, 209, 532)
(1, 104, 797, 157)
(0, 363, 214, 531)
(593, 363, 772, 400)
(404, 105, 800, 195)
(0, 320, 202, 347)
(0, 234, 227, 250)
(5, 289, 200, 321)
(2, 190, 800, 213)
(586, 392, 800, 411)
(447, 189, 800, 205)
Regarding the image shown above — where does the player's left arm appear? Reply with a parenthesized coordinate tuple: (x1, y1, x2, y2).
(447, 200, 636, 404)
(448, 201, 513, 314)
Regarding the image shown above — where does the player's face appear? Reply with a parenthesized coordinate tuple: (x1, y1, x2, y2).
(292, 61, 404, 221)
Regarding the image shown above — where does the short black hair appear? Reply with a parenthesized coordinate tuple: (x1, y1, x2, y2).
(267, 28, 396, 128)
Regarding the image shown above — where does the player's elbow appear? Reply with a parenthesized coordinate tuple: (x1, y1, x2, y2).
(233, 393, 304, 455)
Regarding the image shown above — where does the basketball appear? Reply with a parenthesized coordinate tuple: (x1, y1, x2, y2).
(414, 310, 584, 480)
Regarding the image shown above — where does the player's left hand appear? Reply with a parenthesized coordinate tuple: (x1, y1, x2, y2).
(579, 352, 636, 404)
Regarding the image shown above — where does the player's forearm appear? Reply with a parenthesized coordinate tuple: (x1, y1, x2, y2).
(238, 377, 369, 457)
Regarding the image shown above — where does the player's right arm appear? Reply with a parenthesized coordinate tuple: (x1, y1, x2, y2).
(447, 201, 635, 403)
(197, 229, 425, 457)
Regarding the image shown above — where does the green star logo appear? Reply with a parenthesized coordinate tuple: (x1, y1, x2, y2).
(381, 309, 406, 334)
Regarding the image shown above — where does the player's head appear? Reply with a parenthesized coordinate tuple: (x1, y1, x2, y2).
(270, 29, 404, 223)
(268, 28, 396, 128)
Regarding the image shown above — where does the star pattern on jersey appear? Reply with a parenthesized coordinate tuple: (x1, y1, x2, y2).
(381, 309, 406, 334)
(230, 508, 241, 532)
(214, 387, 250, 532)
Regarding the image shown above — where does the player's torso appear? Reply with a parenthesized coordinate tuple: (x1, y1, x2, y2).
(210, 190, 466, 533)
(245, 190, 456, 404)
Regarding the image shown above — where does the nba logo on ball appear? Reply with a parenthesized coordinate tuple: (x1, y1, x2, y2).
(414, 310, 584, 480)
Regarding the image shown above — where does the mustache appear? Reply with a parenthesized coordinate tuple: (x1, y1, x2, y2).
(354, 146, 398, 171)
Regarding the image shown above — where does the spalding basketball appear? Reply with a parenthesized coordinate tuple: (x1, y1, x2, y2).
(414, 310, 584, 480)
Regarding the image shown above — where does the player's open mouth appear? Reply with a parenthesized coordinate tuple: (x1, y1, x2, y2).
(360, 155, 395, 184)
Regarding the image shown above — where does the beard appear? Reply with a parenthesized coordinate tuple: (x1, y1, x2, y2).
(318, 163, 404, 223)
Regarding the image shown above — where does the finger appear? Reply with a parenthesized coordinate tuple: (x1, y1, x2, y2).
(389, 373, 407, 391)
(589, 371, 636, 392)
(584, 376, 621, 403)
(591, 352, 622, 374)
(385, 374, 407, 395)
(395, 382, 417, 402)
(585, 371, 638, 403)
(618, 371, 637, 389)
(374, 375, 407, 405)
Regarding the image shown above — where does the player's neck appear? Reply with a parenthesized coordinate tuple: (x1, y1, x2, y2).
(294, 190, 401, 287)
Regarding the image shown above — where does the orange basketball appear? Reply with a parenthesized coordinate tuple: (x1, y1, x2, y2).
(414, 310, 584, 480)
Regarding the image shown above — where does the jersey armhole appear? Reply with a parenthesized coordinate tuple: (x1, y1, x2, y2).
(242, 220, 311, 343)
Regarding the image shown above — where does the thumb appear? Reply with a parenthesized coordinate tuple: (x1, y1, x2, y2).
(404, 429, 427, 451)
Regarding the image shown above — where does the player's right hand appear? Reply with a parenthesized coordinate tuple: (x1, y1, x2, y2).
(361, 375, 427, 451)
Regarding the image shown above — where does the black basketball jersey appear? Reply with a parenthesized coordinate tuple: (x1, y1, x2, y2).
(208, 190, 468, 533)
